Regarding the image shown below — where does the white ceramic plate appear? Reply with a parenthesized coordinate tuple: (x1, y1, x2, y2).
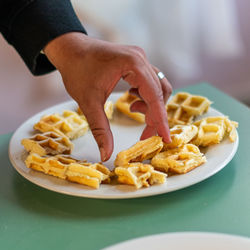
(102, 232, 250, 250)
(9, 93, 239, 199)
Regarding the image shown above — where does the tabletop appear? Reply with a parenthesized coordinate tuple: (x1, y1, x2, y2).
(1, 83, 250, 250)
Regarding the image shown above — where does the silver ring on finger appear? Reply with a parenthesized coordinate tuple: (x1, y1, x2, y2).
(157, 71, 165, 80)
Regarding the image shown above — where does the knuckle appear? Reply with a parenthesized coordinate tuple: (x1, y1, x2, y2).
(126, 46, 147, 66)
(91, 127, 108, 137)
(130, 45, 146, 58)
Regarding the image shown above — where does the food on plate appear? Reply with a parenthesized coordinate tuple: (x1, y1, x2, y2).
(25, 153, 111, 189)
(166, 92, 212, 127)
(191, 116, 238, 147)
(163, 124, 198, 150)
(115, 163, 167, 189)
(104, 100, 114, 120)
(151, 144, 206, 174)
(115, 91, 145, 123)
(34, 110, 88, 140)
(77, 100, 114, 120)
(20, 91, 239, 191)
(66, 162, 112, 188)
(115, 91, 212, 127)
(114, 136, 163, 167)
(21, 131, 73, 156)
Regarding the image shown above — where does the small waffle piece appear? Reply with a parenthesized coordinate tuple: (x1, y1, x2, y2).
(166, 92, 212, 127)
(66, 162, 112, 188)
(34, 110, 88, 140)
(114, 136, 163, 167)
(77, 100, 114, 120)
(25, 153, 76, 179)
(191, 116, 238, 147)
(115, 91, 145, 123)
(21, 131, 73, 156)
(224, 118, 238, 142)
(151, 144, 206, 174)
(115, 163, 167, 189)
(25, 154, 111, 189)
(104, 100, 114, 120)
(164, 125, 198, 149)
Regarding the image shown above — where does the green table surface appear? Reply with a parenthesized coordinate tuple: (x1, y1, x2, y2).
(1, 83, 250, 250)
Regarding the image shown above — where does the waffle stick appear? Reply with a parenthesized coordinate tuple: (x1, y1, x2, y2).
(25, 154, 112, 189)
(114, 136, 163, 167)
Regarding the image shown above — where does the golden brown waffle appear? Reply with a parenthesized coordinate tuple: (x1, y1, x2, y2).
(114, 136, 163, 167)
(166, 92, 212, 127)
(115, 91, 145, 123)
(66, 162, 112, 188)
(34, 110, 88, 140)
(25, 154, 111, 189)
(21, 131, 73, 156)
(191, 116, 238, 147)
(77, 100, 114, 120)
(115, 163, 167, 189)
(25, 153, 76, 179)
(151, 144, 206, 174)
(224, 117, 238, 142)
(164, 125, 198, 150)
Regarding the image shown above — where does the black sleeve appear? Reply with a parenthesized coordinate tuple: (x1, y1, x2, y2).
(0, 0, 87, 75)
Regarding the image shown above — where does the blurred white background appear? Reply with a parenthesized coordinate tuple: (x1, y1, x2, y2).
(0, 0, 249, 134)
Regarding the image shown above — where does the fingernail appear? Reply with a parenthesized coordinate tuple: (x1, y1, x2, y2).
(100, 147, 107, 162)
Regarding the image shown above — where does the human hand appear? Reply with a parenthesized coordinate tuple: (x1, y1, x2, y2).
(44, 32, 172, 161)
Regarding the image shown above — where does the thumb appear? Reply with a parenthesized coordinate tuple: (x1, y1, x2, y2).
(80, 103, 114, 162)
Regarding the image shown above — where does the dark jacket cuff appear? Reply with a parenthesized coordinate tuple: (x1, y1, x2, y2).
(1, 0, 87, 75)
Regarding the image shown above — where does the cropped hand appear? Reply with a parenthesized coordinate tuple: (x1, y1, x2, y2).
(44, 32, 172, 161)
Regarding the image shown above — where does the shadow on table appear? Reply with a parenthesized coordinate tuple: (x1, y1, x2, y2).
(7, 158, 237, 221)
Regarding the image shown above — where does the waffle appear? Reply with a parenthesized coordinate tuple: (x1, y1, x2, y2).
(114, 163, 167, 189)
(21, 131, 73, 156)
(25, 153, 76, 179)
(151, 144, 206, 174)
(66, 162, 112, 188)
(166, 92, 212, 127)
(191, 116, 238, 147)
(34, 110, 88, 140)
(164, 125, 198, 150)
(25, 154, 111, 189)
(224, 117, 238, 142)
(114, 136, 163, 167)
(77, 100, 114, 120)
(115, 91, 145, 123)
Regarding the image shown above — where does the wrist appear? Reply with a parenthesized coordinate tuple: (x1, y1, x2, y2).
(44, 32, 89, 71)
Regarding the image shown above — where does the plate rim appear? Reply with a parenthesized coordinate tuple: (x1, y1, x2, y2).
(102, 231, 250, 250)
(8, 95, 239, 199)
